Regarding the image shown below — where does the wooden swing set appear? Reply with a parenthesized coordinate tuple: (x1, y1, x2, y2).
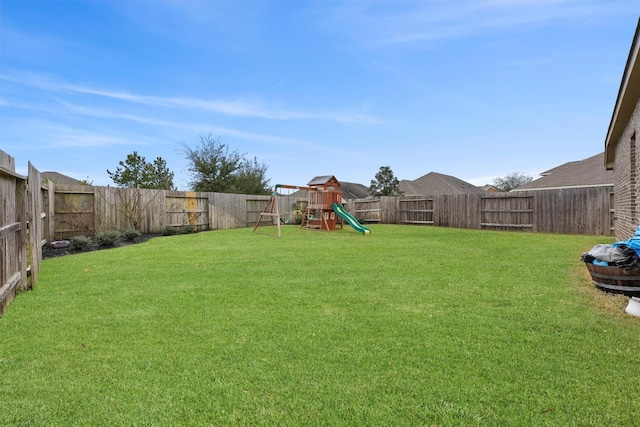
(253, 176, 344, 237)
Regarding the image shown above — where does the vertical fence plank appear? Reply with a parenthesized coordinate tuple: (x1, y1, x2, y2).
(47, 179, 55, 244)
(27, 162, 43, 288)
(15, 171, 28, 293)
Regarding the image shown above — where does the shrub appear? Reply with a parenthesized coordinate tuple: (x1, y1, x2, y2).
(96, 230, 121, 247)
(123, 228, 142, 242)
(163, 226, 178, 236)
(183, 225, 196, 234)
(70, 235, 93, 252)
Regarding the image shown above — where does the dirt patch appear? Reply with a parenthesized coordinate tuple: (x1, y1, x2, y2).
(573, 263, 630, 317)
(43, 234, 161, 260)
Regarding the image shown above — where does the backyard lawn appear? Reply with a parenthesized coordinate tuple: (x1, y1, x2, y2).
(0, 225, 638, 426)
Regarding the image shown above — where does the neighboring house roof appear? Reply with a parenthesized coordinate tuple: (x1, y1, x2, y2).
(399, 172, 486, 196)
(340, 182, 370, 199)
(512, 153, 613, 192)
(42, 171, 85, 186)
(605, 17, 640, 169)
(399, 180, 422, 195)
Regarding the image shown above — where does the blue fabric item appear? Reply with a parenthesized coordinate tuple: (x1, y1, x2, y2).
(593, 259, 609, 266)
(635, 226, 640, 236)
(613, 237, 640, 256)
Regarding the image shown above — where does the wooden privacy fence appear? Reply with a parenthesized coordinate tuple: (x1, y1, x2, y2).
(1, 151, 50, 315)
(36, 184, 617, 239)
(350, 186, 614, 235)
(0, 152, 26, 315)
(50, 185, 302, 238)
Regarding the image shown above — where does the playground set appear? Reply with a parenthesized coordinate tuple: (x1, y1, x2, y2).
(253, 175, 371, 237)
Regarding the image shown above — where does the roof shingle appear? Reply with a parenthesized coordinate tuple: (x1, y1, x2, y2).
(399, 172, 485, 195)
(512, 153, 613, 191)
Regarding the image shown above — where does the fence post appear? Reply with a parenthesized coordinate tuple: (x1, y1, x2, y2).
(47, 179, 55, 243)
(207, 192, 216, 230)
(16, 178, 28, 292)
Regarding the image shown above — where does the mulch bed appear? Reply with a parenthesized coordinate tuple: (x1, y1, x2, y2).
(42, 234, 161, 260)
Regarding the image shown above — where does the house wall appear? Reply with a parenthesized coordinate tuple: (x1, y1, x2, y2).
(614, 100, 640, 240)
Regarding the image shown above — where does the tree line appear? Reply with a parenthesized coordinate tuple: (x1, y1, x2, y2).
(107, 133, 271, 195)
(106, 133, 531, 195)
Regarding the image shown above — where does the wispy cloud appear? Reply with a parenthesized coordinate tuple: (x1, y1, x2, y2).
(321, 0, 629, 48)
(47, 129, 141, 148)
(4, 118, 145, 149)
(63, 85, 378, 123)
(3, 94, 323, 151)
(0, 72, 377, 123)
(52, 101, 323, 148)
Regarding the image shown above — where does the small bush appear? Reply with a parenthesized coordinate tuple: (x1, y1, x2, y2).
(96, 230, 121, 247)
(70, 235, 93, 252)
(123, 228, 142, 242)
(183, 225, 196, 234)
(163, 226, 178, 236)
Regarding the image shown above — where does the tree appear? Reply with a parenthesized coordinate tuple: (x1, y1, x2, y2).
(230, 157, 271, 195)
(107, 151, 146, 188)
(107, 151, 175, 190)
(145, 157, 175, 190)
(181, 133, 268, 193)
(369, 166, 403, 196)
(492, 172, 533, 192)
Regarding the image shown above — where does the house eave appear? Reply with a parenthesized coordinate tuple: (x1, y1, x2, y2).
(605, 17, 640, 170)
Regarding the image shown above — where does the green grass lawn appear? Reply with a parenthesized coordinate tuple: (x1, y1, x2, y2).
(1, 225, 638, 426)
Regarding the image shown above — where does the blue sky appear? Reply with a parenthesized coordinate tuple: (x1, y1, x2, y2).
(0, 1, 637, 190)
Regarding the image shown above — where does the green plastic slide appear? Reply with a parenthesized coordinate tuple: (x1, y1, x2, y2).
(332, 203, 371, 235)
